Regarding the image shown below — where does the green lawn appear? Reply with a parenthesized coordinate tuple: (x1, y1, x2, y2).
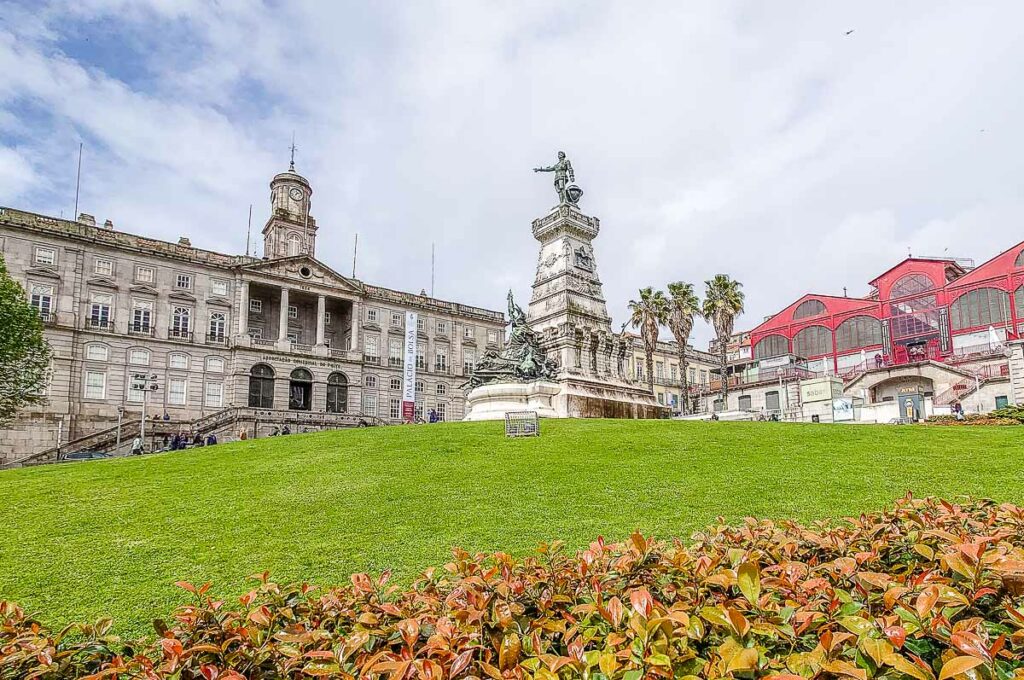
(1, 419, 1021, 636)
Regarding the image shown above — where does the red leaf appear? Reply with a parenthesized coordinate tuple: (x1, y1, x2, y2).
(884, 625, 907, 649)
(174, 581, 197, 594)
(450, 650, 473, 678)
(629, 588, 653, 618)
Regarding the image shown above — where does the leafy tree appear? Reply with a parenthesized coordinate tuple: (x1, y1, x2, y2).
(666, 281, 700, 414)
(0, 253, 52, 424)
(702, 274, 745, 406)
(627, 287, 669, 394)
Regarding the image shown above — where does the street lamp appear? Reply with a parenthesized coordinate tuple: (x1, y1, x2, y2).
(131, 373, 160, 441)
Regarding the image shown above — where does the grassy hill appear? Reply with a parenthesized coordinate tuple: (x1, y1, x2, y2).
(1, 418, 1021, 636)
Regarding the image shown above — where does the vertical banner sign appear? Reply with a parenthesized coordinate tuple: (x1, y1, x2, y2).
(401, 311, 418, 422)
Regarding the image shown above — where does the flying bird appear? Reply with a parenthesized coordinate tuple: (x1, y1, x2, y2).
(845, 29, 855, 35)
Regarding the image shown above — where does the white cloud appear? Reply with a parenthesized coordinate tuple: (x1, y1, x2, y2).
(2, 1, 1023, 347)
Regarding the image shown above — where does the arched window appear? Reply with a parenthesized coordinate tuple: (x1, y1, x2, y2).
(248, 364, 275, 408)
(326, 372, 348, 413)
(290, 367, 313, 381)
(835, 315, 882, 352)
(753, 334, 789, 359)
(1015, 285, 1023, 320)
(793, 299, 826, 320)
(208, 312, 226, 341)
(793, 325, 833, 358)
(205, 356, 225, 373)
(168, 352, 189, 370)
(1015, 249, 1024, 268)
(950, 287, 1010, 330)
(287, 233, 302, 257)
(891, 274, 934, 298)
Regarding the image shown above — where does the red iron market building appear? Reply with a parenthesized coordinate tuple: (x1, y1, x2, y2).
(731, 240, 1024, 418)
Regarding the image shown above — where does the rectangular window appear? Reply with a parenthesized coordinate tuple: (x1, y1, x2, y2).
(435, 348, 448, 373)
(135, 266, 154, 283)
(389, 398, 401, 420)
(288, 331, 299, 344)
(211, 279, 229, 297)
(436, 321, 448, 335)
(487, 329, 498, 344)
(249, 299, 262, 313)
(656, 362, 664, 379)
(700, 370, 708, 384)
(416, 342, 425, 369)
(175, 274, 192, 290)
(30, 284, 54, 317)
(204, 382, 224, 407)
(84, 371, 106, 399)
(738, 395, 752, 411)
(362, 393, 378, 416)
(670, 365, 678, 380)
(657, 392, 665, 405)
(288, 304, 297, 319)
(366, 308, 378, 323)
(86, 344, 108, 361)
(689, 367, 696, 383)
(417, 317, 425, 332)
(324, 311, 332, 325)
(391, 312, 402, 327)
(464, 326, 474, 339)
(34, 247, 56, 265)
(168, 378, 187, 405)
(389, 338, 402, 366)
(89, 293, 113, 329)
(364, 335, 379, 364)
(435, 403, 446, 422)
(94, 258, 113, 276)
(463, 348, 476, 375)
(127, 378, 144, 403)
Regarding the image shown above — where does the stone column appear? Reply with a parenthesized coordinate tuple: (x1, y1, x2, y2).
(238, 280, 249, 336)
(278, 287, 289, 342)
(349, 299, 360, 352)
(316, 294, 326, 346)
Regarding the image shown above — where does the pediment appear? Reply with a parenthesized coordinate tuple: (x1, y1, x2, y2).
(241, 255, 364, 294)
(129, 284, 160, 296)
(86, 275, 119, 289)
(168, 290, 197, 302)
(25, 266, 61, 280)
(207, 296, 231, 307)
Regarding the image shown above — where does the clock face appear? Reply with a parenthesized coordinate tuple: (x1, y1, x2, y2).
(289, 187, 303, 201)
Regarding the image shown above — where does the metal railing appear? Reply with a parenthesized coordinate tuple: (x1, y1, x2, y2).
(168, 328, 193, 342)
(129, 324, 154, 336)
(87, 318, 112, 331)
(207, 333, 227, 344)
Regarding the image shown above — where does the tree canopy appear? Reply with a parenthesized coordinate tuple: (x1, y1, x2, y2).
(0, 254, 52, 424)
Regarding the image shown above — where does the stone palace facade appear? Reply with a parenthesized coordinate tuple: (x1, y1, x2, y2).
(0, 162, 506, 463)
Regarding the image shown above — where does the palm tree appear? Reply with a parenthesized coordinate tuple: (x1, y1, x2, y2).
(666, 281, 700, 415)
(627, 287, 669, 394)
(702, 275, 745, 407)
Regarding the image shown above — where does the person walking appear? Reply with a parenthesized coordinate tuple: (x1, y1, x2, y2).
(130, 435, 144, 456)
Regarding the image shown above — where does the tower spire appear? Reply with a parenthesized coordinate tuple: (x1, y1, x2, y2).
(289, 132, 297, 172)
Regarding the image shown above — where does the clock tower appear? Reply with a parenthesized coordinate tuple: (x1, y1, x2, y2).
(262, 156, 317, 259)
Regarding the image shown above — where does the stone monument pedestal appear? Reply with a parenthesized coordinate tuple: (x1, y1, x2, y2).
(463, 380, 562, 421)
(552, 375, 667, 419)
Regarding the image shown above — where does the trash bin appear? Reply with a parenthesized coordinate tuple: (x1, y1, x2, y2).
(811, 414, 820, 423)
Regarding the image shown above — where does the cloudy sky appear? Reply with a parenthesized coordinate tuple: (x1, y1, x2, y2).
(2, 1, 1022, 346)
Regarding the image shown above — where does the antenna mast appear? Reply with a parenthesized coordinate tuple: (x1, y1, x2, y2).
(431, 242, 435, 298)
(352, 233, 359, 278)
(245, 204, 252, 257)
(73, 142, 83, 219)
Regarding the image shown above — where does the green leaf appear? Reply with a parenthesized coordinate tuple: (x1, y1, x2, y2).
(737, 562, 761, 604)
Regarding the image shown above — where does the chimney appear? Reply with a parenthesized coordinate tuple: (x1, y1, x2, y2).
(78, 213, 96, 227)
(102, 219, 113, 229)
(178, 237, 192, 247)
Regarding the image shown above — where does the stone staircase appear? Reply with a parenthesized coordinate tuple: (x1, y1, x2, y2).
(2, 408, 387, 469)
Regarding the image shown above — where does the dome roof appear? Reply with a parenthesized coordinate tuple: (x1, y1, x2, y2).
(270, 163, 312, 190)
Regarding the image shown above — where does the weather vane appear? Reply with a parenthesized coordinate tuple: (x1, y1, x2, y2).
(289, 132, 297, 172)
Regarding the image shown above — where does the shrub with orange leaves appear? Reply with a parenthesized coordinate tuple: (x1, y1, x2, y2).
(2, 495, 1023, 679)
